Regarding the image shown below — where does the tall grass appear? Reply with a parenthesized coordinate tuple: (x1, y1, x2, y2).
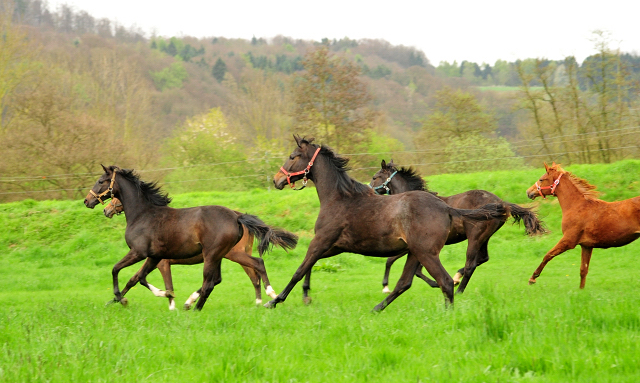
(1, 160, 640, 382)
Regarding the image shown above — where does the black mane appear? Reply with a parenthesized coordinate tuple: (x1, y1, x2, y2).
(394, 166, 436, 194)
(317, 145, 373, 197)
(119, 168, 172, 206)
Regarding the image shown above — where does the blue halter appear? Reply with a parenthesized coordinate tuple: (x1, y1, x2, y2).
(371, 170, 398, 195)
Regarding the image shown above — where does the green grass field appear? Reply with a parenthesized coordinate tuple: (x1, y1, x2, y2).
(2, 161, 640, 382)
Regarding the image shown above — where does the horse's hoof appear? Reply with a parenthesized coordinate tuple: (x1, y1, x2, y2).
(453, 272, 463, 286)
(183, 303, 192, 311)
(528, 278, 537, 285)
(120, 297, 128, 307)
(303, 296, 312, 305)
(266, 286, 278, 299)
(382, 286, 391, 294)
(255, 299, 263, 305)
(264, 300, 277, 309)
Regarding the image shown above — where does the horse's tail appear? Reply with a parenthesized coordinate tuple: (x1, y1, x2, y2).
(237, 214, 298, 256)
(449, 203, 508, 222)
(505, 203, 547, 236)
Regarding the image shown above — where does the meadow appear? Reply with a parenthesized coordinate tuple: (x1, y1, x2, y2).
(2, 161, 640, 382)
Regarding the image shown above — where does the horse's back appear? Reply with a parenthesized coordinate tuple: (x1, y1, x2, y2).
(441, 189, 501, 209)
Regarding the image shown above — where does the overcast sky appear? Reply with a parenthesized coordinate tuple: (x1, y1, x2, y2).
(47, 0, 640, 65)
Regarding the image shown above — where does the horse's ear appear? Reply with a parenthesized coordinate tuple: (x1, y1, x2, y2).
(101, 164, 109, 173)
(293, 134, 302, 147)
(381, 159, 387, 169)
(544, 162, 549, 172)
(306, 136, 315, 144)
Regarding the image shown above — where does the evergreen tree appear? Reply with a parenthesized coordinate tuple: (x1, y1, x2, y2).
(212, 58, 227, 82)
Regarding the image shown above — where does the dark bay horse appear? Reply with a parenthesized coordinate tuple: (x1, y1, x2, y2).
(370, 160, 546, 294)
(84, 165, 297, 311)
(266, 135, 507, 311)
(526, 162, 640, 288)
(103, 198, 280, 309)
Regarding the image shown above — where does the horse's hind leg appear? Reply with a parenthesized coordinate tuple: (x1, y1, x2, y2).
(455, 240, 488, 295)
(194, 257, 223, 311)
(111, 250, 146, 306)
(302, 270, 313, 305)
(529, 237, 576, 285)
(382, 254, 403, 293)
(414, 266, 440, 288)
(225, 250, 277, 303)
(156, 260, 177, 310)
(579, 245, 593, 289)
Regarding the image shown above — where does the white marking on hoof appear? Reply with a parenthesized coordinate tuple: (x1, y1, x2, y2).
(382, 286, 391, 294)
(184, 291, 200, 308)
(265, 285, 278, 299)
(453, 273, 463, 286)
(148, 284, 167, 297)
(169, 300, 176, 311)
(255, 298, 262, 305)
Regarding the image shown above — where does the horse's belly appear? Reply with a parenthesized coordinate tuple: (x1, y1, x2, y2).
(588, 232, 640, 249)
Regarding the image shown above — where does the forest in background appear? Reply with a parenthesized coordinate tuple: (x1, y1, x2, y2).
(1, 0, 639, 201)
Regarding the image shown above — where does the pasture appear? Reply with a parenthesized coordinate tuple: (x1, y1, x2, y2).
(2, 161, 640, 382)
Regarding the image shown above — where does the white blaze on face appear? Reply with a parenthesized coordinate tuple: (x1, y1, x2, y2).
(185, 291, 200, 307)
(265, 285, 277, 299)
(148, 284, 167, 297)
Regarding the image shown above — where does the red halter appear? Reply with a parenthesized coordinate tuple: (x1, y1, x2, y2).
(535, 173, 563, 199)
(280, 147, 321, 190)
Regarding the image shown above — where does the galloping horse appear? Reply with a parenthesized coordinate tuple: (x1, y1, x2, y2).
(266, 135, 507, 311)
(103, 198, 280, 309)
(370, 160, 546, 294)
(526, 162, 640, 288)
(84, 165, 297, 311)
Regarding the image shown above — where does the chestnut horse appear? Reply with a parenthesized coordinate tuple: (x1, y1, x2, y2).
(370, 160, 545, 294)
(84, 165, 297, 311)
(526, 162, 640, 288)
(266, 135, 507, 311)
(103, 198, 280, 310)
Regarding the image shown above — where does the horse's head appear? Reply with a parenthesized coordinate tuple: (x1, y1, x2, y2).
(103, 198, 124, 218)
(370, 159, 398, 195)
(84, 165, 120, 208)
(274, 134, 321, 190)
(527, 162, 563, 200)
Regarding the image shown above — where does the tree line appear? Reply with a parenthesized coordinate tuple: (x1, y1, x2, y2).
(1, 1, 639, 202)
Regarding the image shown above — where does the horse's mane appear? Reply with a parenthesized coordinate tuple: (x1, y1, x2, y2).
(553, 164, 600, 200)
(393, 166, 434, 193)
(118, 168, 172, 206)
(317, 145, 373, 197)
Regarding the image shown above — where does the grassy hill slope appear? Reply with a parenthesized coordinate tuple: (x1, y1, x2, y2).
(1, 160, 640, 382)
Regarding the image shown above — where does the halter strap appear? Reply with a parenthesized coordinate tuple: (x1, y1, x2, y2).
(370, 170, 398, 195)
(89, 170, 118, 205)
(535, 173, 563, 199)
(280, 147, 321, 190)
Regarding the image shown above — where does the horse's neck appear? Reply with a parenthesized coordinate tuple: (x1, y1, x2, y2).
(554, 175, 587, 211)
(312, 156, 349, 205)
(116, 178, 150, 224)
(390, 176, 413, 194)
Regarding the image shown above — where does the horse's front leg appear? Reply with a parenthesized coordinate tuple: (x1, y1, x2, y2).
(111, 250, 146, 306)
(529, 237, 577, 285)
(264, 236, 339, 309)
